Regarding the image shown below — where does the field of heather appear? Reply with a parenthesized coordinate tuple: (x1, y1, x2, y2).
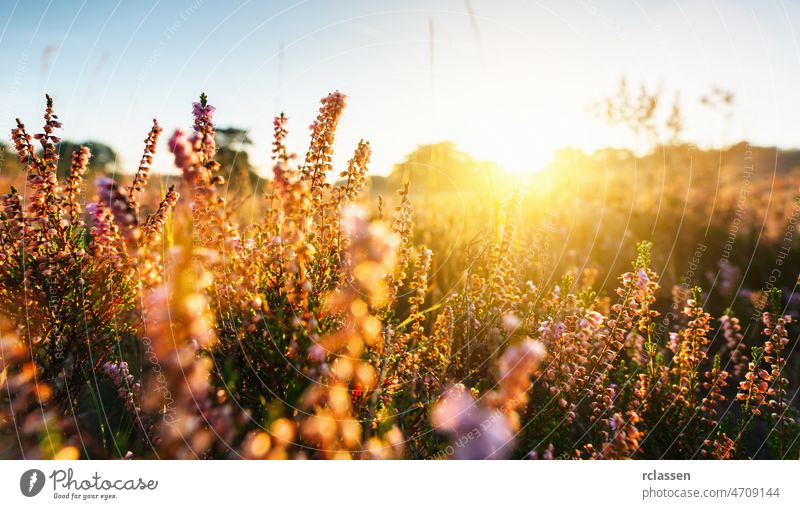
(1, 89, 798, 461)
(1, 2, 800, 466)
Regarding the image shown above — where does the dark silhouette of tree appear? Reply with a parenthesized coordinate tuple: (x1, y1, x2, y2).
(55, 140, 118, 180)
(216, 127, 260, 195)
(0, 142, 25, 179)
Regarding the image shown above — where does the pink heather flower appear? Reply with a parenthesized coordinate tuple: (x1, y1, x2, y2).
(191, 99, 216, 157)
(580, 310, 604, 330)
(342, 204, 400, 259)
(538, 320, 567, 341)
(501, 313, 521, 334)
(716, 259, 740, 296)
(497, 338, 546, 384)
(636, 269, 650, 288)
(168, 129, 197, 176)
(668, 331, 680, 353)
(273, 115, 288, 141)
(431, 384, 474, 433)
(192, 101, 215, 127)
(85, 202, 101, 221)
(431, 385, 515, 460)
(308, 343, 327, 362)
(190, 131, 216, 158)
(272, 161, 290, 190)
(341, 203, 369, 235)
(95, 176, 136, 231)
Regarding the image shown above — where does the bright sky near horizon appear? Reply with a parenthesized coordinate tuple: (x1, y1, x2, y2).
(1, 0, 800, 177)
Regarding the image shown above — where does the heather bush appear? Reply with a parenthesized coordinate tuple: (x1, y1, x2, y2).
(1, 92, 798, 460)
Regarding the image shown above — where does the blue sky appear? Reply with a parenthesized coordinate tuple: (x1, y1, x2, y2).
(1, 0, 800, 176)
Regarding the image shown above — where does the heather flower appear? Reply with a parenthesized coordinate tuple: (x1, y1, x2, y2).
(761, 290, 794, 457)
(382, 183, 414, 312)
(272, 113, 289, 163)
(431, 384, 515, 459)
(736, 347, 769, 416)
(706, 433, 736, 459)
(96, 176, 138, 238)
(191, 93, 217, 158)
(596, 411, 643, 459)
(63, 145, 90, 226)
(700, 355, 729, 427)
(141, 186, 179, 246)
(486, 338, 546, 414)
(672, 290, 712, 409)
(168, 129, 197, 178)
(127, 118, 162, 212)
(101, 361, 148, 436)
(192, 100, 215, 128)
(715, 259, 740, 296)
(302, 91, 347, 209)
(719, 311, 748, 379)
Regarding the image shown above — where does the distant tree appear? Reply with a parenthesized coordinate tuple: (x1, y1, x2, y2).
(1, 140, 117, 183)
(215, 127, 260, 195)
(0, 142, 25, 179)
(388, 141, 510, 194)
(55, 140, 118, 180)
(364, 174, 391, 196)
